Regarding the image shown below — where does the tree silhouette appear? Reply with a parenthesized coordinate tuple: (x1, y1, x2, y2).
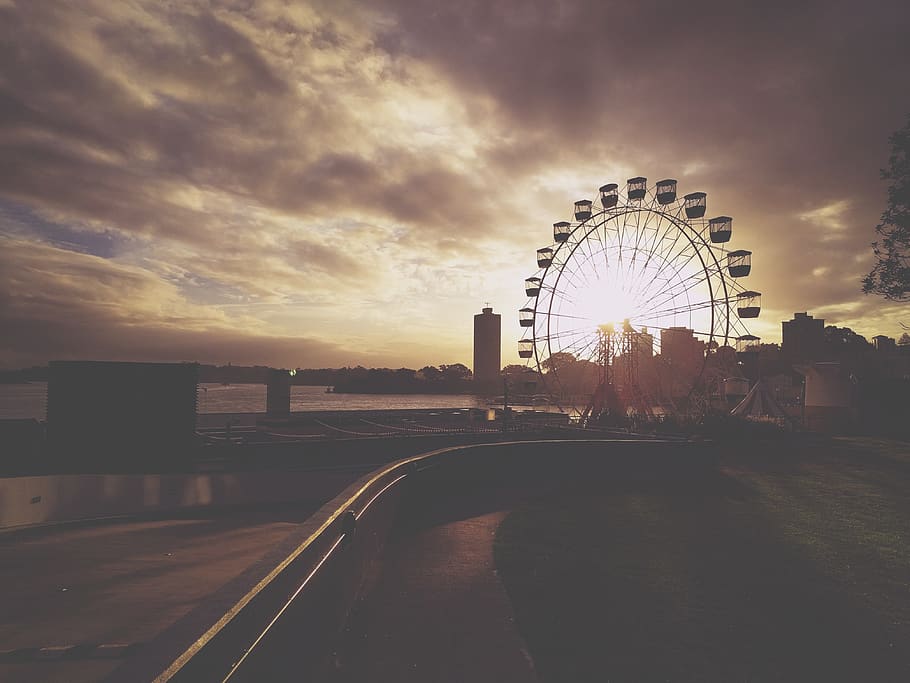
(863, 116, 910, 301)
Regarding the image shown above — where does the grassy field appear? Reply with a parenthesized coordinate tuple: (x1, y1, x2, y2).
(494, 437, 910, 682)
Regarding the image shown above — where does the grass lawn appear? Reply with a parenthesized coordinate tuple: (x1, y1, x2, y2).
(494, 437, 910, 682)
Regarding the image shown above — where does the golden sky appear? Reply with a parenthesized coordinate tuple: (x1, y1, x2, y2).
(1, 0, 908, 370)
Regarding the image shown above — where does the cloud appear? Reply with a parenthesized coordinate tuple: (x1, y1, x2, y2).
(0, 236, 375, 368)
(1, 0, 909, 369)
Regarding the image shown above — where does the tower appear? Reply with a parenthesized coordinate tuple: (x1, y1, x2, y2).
(473, 306, 501, 394)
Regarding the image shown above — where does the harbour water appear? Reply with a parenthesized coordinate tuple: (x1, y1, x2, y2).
(0, 382, 489, 420)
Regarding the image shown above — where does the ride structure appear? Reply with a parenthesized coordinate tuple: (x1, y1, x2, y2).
(518, 177, 760, 423)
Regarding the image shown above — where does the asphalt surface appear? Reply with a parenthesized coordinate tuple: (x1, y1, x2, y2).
(327, 510, 538, 683)
(0, 503, 323, 683)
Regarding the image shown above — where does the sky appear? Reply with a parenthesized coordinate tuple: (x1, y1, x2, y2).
(1, 0, 909, 371)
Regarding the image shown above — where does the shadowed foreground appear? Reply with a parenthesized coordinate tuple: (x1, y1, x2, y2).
(495, 437, 910, 681)
(328, 437, 908, 682)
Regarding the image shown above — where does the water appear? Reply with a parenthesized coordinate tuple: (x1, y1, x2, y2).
(0, 382, 489, 420)
(0, 383, 47, 420)
(198, 383, 488, 413)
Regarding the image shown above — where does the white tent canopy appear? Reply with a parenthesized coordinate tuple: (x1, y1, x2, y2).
(731, 380, 790, 420)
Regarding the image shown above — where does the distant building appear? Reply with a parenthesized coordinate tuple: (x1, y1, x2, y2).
(473, 306, 501, 394)
(660, 327, 705, 372)
(872, 335, 896, 353)
(659, 327, 705, 398)
(782, 312, 825, 362)
(634, 326, 654, 358)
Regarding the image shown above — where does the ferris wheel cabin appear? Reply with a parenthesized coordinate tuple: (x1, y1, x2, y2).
(599, 183, 619, 208)
(727, 250, 752, 277)
(683, 192, 707, 219)
(656, 178, 677, 205)
(518, 339, 534, 359)
(537, 247, 554, 268)
(736, 334, 761, 354)
(709, 216, 733, 243)
(519, 307, 534, 327)
(525, 277, 541, 297)
(574, 199, 593, 221)
(627, 176, 647, 201)
(553, 221, 572, 243)
(736, 291, 761, 318)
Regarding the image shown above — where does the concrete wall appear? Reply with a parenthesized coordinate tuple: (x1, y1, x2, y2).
(0, 469, 359, 531)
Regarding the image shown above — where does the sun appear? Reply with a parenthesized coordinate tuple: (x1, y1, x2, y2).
(574, 278, 639, 327)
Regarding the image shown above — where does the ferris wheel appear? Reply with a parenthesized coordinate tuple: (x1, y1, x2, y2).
(518, 177, 761, 419)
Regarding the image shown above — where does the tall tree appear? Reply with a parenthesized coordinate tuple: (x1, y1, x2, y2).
(863, 116, 910, 301)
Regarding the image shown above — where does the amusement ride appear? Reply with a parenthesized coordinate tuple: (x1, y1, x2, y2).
(519, 177, 761, 423)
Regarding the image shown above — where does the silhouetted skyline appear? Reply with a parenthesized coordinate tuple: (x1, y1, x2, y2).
(1, 1, 909, 370)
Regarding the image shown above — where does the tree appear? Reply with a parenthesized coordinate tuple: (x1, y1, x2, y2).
(418, 366, 442, 381)
(899, 332, 910, 346)
(863, 116, 910, 301)
(824, 325, 870, 350)
(439, 363, 472, 381)
(541, 352, 577, 372)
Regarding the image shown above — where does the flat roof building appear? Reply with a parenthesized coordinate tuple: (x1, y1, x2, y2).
(782, 312, 825, 362)
(473, 306, 501, 394)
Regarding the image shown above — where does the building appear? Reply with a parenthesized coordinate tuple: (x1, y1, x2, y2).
(634, 326, 654, 358)
(872, 335, 896, 353)
(659, 327, 706, 398)
(660, 327, 705, 373)
(782, 312, 825, 362)
(473, 306, 501, 394)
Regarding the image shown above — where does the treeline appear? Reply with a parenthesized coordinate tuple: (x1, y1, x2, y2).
(0, 366, 48, 384)
(198, 363, 478, 394)
(308, 364, 475, 394)
(0, 364, 477, 394)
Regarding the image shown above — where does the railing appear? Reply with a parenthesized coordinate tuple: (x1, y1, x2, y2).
(105, 439, 694, 683)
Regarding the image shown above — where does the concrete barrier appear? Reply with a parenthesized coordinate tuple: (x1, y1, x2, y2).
(105, 439, 704, 682)
(0, 468, 366, 532)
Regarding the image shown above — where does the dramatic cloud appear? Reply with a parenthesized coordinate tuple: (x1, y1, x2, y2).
(1, 0, 908, 369)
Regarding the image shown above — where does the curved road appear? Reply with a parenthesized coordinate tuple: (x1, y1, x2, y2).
(328, 508, 537, 683)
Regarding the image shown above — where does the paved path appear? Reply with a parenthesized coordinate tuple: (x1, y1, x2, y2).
(0, 503, 321, 683)
(328, 510, 538, 683)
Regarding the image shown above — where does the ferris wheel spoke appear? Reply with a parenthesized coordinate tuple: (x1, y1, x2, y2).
(546, 310, 596, 322)
(541, 282, 584, 307)
(639, 322, 720, 341)
(538, 324, 599, 344)
(636, 219, 689, 297)
(548, 240, 593, 293)
(549, 266, 588, 297)
(637, 239, 711, 305)
(635, 265, 716, 314)
(578, 225, 606, 282)
(635, 286, 710, 319)
(625, 208, 660, 286)
(633, 298, 718, 320)
(560, 333, 601, 364)
(553, 241, 599, 292)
